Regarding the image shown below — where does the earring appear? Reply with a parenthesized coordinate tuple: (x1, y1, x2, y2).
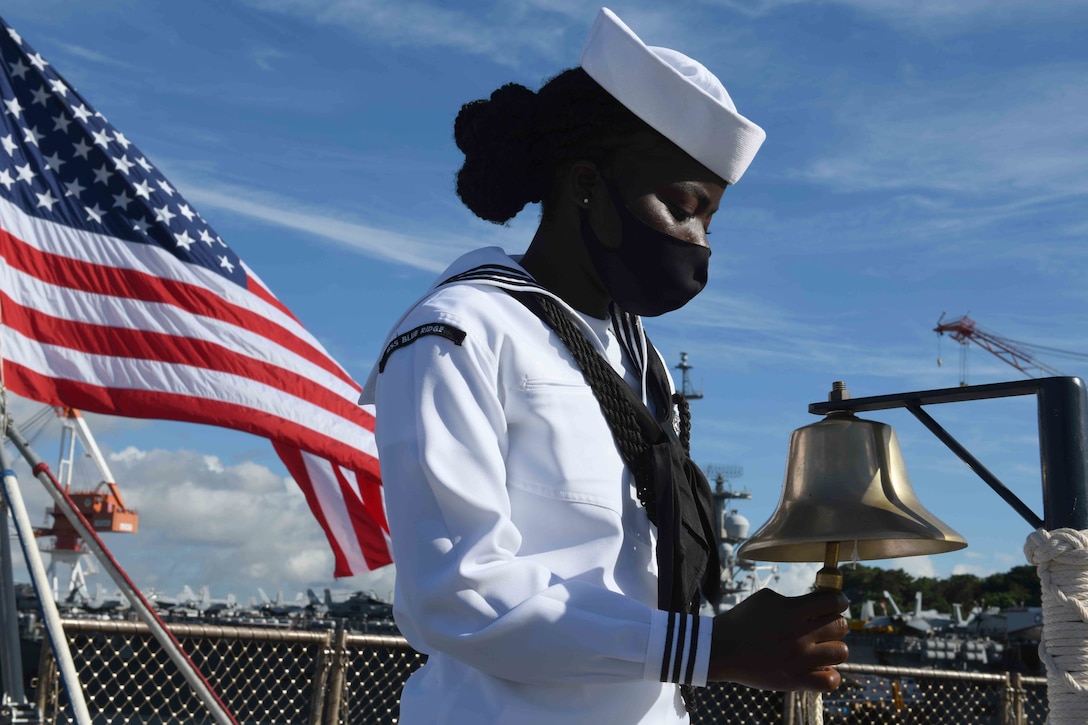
(582, 197, 590, 205)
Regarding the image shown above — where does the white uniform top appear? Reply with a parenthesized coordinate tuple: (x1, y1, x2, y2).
(361, 247, 714, 724)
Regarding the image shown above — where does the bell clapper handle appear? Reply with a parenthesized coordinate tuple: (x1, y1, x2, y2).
(811, 542, 844, 678)
(815, 541, 843, 591)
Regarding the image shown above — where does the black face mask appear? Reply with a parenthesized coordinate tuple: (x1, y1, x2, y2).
(580, 180, 711, 317)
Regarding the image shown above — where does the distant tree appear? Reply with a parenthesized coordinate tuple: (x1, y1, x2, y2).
(840, 564, 882, 605)
(913, 576, 947, 612)
(981, 565, 1040, 608)
(943, 573, 982, 610)
(871, 568, 914, 606)
(839, 563, 1040, 617)
(841, 565, 913, 612)
(981, 591, 1020, 610)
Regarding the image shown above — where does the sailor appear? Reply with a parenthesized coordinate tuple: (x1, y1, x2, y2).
(359, 8, 849, 724)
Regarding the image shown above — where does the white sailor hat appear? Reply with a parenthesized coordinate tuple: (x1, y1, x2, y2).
(580, 7, 766, 185)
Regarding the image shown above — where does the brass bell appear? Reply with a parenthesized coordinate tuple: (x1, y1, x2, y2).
(737, 383, 966, 588)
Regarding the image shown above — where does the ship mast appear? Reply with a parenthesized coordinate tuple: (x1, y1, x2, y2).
(671, 353, 778, 610)
(704, 466, 779, 609)
(675, 351, 703, 400)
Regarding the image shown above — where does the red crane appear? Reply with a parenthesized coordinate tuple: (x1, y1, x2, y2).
(32, 407, 139, 600)
(934, 314, 1062, 386)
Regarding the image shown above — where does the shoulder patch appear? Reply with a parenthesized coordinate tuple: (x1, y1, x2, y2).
(378, 323, 467, 373)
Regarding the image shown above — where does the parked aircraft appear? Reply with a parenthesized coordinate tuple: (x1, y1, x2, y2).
(144, 588, 178, 610)
(80, 583, 129, 613)
(954, 604, 1043, 641)
(257, 588, 307, 616)
(193, 586, 238, 614)
(862, 591, 954, 634)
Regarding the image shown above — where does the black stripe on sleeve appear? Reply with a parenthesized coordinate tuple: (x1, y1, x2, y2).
(671, 614, 689, 684)
(684, 615, 700, 685)
(660, 611, 677, 682)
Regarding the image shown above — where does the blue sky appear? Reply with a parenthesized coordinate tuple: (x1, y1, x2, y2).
(3, 0, 1087, 606)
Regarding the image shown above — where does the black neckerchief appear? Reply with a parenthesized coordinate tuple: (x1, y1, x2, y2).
(436, 267, 720, 710)
(502, 289, 721, 616)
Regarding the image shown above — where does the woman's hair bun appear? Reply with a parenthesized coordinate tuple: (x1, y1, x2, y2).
(454, 83, 547, 224)
(453, 69, 649, 224)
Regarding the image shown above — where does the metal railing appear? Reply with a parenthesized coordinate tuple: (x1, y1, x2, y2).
(29, 619, 1047, 724)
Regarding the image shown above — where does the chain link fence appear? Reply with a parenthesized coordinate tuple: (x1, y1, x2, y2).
(29, 619, 1047, 724)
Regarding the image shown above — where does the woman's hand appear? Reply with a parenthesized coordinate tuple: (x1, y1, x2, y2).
(708, 588, 850, 691)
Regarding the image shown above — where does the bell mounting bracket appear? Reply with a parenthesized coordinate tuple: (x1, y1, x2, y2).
(808, 376, 1088, 532)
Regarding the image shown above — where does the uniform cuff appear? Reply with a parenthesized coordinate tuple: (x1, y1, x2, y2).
(644, 610, 714, 686)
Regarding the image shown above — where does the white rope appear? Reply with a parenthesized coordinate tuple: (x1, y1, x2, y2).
(1024, 528, 1088, 723)
(800, 691, 823, 725)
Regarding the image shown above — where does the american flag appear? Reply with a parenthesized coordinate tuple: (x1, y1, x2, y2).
(0, 17, 392, 575)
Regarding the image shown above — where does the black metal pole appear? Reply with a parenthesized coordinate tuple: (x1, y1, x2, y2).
(905, 402, 1043, 529)
(809, 376, 1088, 533)
(1037, 377, 1088, 529)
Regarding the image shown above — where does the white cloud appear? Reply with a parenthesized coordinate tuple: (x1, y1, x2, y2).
(250, 47, 287, 71)
(950, 550, 1024, 578)
(834, 0, 1088, 32)
(752, 63, 1088, 277)
(109, 446, 147, 464)
(239, 0, 1087, 66)
(242, 0, 576, 66)
(176, 176, 528, 274)
(699, 0, 1086, 33)
(768, 562, 820, 596)
(238, 0, 748, 71)
(49, 39, 135, 69)
(670, 288, 837, 337)
(651, 287, 950, 384)
(5, 439, 362, 599)
(202, 455, 225, 474)
(951, 563, 988, 577)
(795, 64, 1088, 201)
(893, 555, 937, 579)
(337, 563, 397, 602)
(182, 182, 460, 272)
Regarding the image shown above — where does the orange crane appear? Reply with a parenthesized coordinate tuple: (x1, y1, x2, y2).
(32, 408, 138, 599)
(934, 314, 1062, 386)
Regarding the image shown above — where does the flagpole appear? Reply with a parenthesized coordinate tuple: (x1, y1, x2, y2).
(0, 460, 27, 705)
(1, 440, 91, 724)
(3, 417, 239, 725)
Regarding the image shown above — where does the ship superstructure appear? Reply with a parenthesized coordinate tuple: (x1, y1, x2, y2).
(705, 466, 780, 611)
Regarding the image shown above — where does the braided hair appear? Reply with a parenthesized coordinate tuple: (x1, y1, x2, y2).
(453, 68, 655, 224)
